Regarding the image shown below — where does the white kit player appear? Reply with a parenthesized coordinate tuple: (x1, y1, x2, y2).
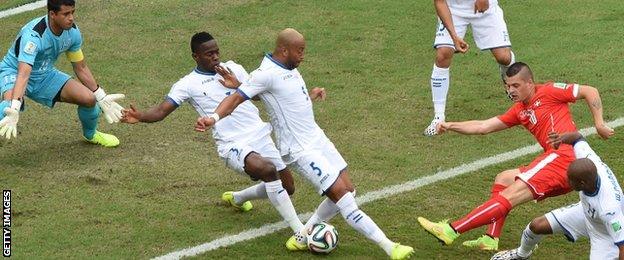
(424, 0, 516, 136)
(492, 131, 624, 260)
(195, 28, 415, 259)
(122, 32, 307, 240)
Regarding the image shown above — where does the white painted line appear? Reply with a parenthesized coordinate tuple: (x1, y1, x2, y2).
(0, 1, 46, 19)
(154, 117, 624, 259)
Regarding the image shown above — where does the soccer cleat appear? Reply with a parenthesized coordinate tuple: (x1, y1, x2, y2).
(462, 235, 499, 251)
(285, 232, 307, 251)
(423, 117, 443, 136)
(390, 243, 414, 259)
(221, 191, 253, 212)
(417, 217, 459, 245)
(490, 247, 535, 260)
(86, 131, 120, 147)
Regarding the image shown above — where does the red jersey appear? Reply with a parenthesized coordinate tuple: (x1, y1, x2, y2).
(498, 82, 579, 154)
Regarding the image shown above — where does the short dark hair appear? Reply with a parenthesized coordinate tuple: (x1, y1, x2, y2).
(191, 32, 214, 53)
(48, 0, 75, 12)
(506, 62, 533, 79)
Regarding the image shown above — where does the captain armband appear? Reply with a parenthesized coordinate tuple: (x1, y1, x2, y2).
(66, 49, 84, 63)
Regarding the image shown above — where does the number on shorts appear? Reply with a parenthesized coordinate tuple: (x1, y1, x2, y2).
(309, 162, 322, 176)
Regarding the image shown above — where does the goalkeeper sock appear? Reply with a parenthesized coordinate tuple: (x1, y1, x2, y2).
(335, 192, 393, 254)
(233, 182, 268, 204)
(0, 100, 10, 121)
(431, 64, 450, 120)
(265, 180, 304, 233)
(78, 105, 101, 139)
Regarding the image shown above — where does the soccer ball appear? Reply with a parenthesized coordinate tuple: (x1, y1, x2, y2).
(306, 222, 338, 254)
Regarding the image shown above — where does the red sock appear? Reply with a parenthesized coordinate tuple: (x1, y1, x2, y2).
(486, 184, 508, 238)
(451, 194, 512, 234)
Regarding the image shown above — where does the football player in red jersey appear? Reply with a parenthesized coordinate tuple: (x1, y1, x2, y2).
(417, 62, 614, 251)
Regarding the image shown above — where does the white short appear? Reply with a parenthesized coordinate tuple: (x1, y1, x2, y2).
(218, 134, 286, 176)
(434, 5, 511, 50)
(285, 137, 348, 195)
(546, 202, 619, 260)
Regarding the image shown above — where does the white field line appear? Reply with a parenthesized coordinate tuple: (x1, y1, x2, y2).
(0, 1, 45, 19)
(154, 117, 624, 260)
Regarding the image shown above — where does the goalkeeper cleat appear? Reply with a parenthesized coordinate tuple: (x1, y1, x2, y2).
(221, 191, 253, 212)
(86, 131, 119, 148)
(390, 243, 414, 259)
(417, 217, 459, 245)
(462, 235, 499, 251)
(423, 117, 443, 136)
(490, 247, 535, 260)
(285, 232, 307, 251)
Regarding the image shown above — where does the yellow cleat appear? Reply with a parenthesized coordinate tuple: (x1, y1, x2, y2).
(86, 131, 119, 148)
(417, 217, 459, 245)
(390, 243, 414, 259)
(285, 233, 307, 251)
(462, 235, 499, 251)
(221, 191, 253, 212)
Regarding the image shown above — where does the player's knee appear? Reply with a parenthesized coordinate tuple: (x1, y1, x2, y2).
(494, 170, 517, 186)
(529, 216, 552, 234)
(256, 160, 278, 182)
(84, 94, 97, 107)
(435, 48, 453, 68)
(494, 51, 512, 66)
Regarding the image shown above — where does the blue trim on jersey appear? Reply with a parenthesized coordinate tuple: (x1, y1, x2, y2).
(237, 89, 251, 100)
(583, 177, 601, 197)
(265, 53, 291, 70)
(165, 96, 180, 107)
(549, 212, 576, 242)
(194, 67, 216, 76)
(615, 240, 624, 246)
(572, 136, 587, 146)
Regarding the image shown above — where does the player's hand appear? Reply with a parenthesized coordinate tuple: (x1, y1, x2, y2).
(474, 0, 490, 13)
(121, 104, 141, 124)
(309, 87, 326, 101)
(596, 123, 614, 139)
(0, 100, 21, 139)
(547, 131, 562, 150)
(94, 87, 125, 124)
(437, 121, 450, 134)
(215, 65, 242, 89)
(195, 116, 216, 132)
(452, 37, 469, 53)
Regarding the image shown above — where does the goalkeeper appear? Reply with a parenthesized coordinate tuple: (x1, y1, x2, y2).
(0, 0, 124, 147)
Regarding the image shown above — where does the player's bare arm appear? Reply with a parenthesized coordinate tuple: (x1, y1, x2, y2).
(577, 85, 614, 139)
(10, 62, 33, 100)
(195, 92, 246, 131)
(438, 116, 508, 135)
(547, 131, 582, 149)
(309, 87, 326, 101)
(434, 0, 469, 53)
(122, 102, 176, 124)
(474, 0, 490, 13)
(71, 59, 98, 91)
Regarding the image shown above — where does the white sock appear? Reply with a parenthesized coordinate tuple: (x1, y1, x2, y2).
(518, 223, 542, 257)
(499, 51, 515, 79)
(336, 192, 394, 256)
(233, 182, 267, 205)
(431, 64, 450, 120)
(265, 180, 304, 233)
(304, 190, 357, 231)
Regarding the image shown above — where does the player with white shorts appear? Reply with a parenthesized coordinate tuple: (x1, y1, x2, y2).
(492, 132, 624, 260)
(424, 0, 516, 136)
(196, 28, 414, 259)
(122, 32, 306, 240)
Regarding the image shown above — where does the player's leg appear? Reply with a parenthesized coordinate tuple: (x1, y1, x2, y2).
(55, 74, 118, 147)
(471, 5, 514, 87)
(229, 168, 295, 206)
(424, 15, 468, 136)
(464, 169, 520, 250)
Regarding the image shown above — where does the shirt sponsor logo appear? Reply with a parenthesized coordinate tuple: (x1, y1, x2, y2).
(553, 82, 569, 89)
(24, 41, 37, 55)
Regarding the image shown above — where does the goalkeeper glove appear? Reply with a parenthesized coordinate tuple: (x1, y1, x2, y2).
(93, 86, 125, 124)
(0, 100, 21, 139)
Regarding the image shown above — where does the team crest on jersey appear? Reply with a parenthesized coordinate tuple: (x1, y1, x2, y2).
(24, 41, 37, 55)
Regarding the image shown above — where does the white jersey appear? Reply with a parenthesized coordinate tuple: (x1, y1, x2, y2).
(238, 54, 326, 161)
(166, 61, 271, 149)
(575, 140, 624, 257)
(446, 0, 499, 17)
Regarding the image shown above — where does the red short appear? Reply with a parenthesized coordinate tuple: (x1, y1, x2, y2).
(516, 149, 576, 200)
